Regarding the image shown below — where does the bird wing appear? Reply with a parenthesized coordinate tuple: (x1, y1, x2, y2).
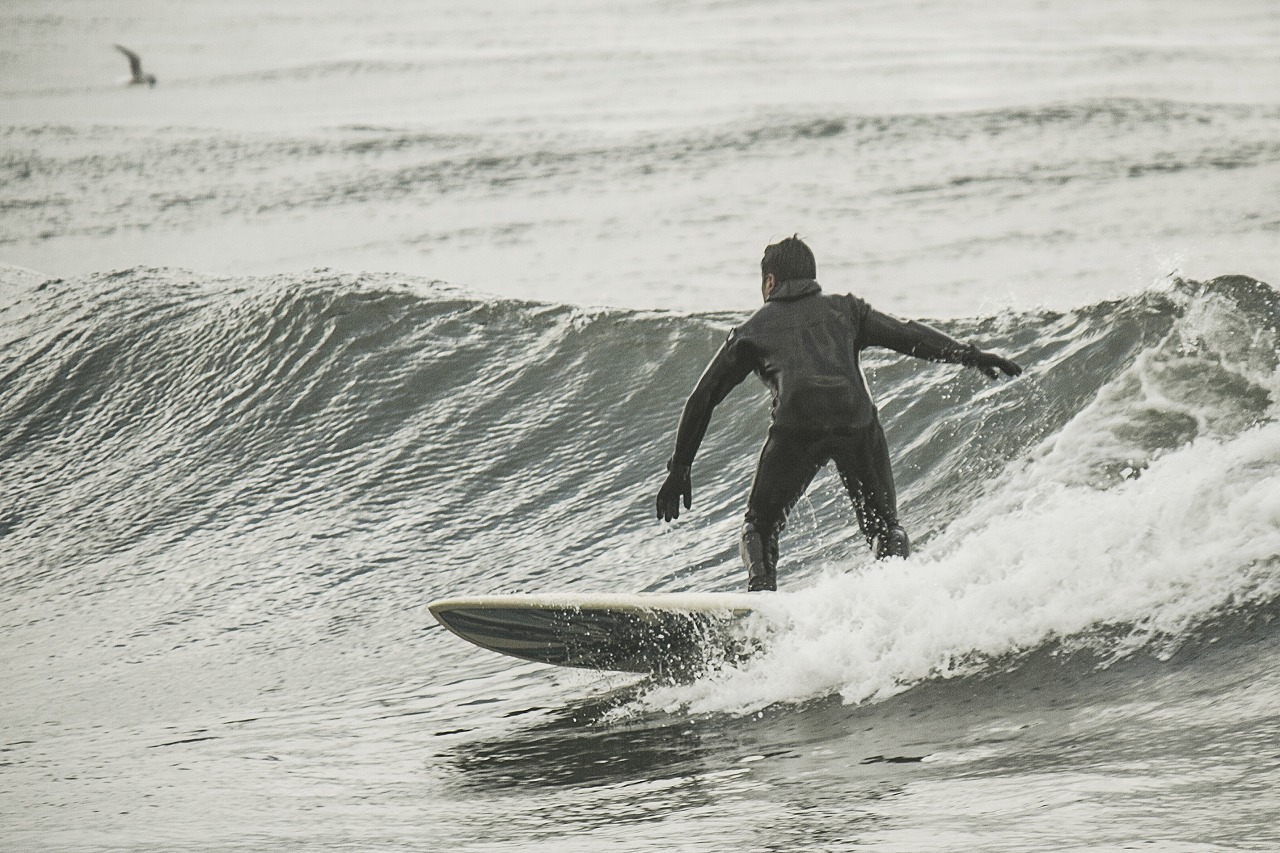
(114, 44, 143, 78)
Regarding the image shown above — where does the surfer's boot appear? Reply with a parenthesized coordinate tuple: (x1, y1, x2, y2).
(873, 524, 911, 560)
(741, 521, 778, 592)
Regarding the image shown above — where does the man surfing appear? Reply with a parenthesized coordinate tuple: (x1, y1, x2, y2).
(655, 236, 1022, 591)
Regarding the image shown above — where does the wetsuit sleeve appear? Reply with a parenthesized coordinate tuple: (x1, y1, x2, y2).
(860, 307, 980, 367)
(669, 330, 754, 468)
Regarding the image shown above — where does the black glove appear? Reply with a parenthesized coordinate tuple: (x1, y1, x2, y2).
(971, 350, 1023, 380)
(656, 462, 692, 521)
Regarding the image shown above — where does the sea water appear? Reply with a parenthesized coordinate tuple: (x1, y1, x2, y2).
(2, 1, 1278, 851)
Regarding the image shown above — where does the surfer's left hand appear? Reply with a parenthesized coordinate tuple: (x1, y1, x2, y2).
(656, 463, 692, 521)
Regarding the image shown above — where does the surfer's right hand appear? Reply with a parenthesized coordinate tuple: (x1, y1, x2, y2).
(972, 350, 1023, 380)
(656, 462, 692, 521)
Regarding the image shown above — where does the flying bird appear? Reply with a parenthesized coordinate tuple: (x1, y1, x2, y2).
(114, 44, 157, 87)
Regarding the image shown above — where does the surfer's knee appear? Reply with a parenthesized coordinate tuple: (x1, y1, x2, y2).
(873, 524, 910, 560)
(740, 521, 777, 592)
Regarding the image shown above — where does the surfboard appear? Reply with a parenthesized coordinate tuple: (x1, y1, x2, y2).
(428, 592, 761, 674)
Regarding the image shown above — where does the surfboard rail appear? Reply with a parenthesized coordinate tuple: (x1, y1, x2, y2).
(428, 592, 761, 673)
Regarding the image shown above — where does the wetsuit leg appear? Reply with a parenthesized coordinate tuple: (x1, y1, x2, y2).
(742, 428, 826, 591)
(831, 422, 910, 559)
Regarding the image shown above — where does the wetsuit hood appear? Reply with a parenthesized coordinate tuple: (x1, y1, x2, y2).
(766, 278, 822, 302)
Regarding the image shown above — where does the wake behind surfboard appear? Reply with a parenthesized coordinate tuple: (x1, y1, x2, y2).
(428, 592, 762, 674)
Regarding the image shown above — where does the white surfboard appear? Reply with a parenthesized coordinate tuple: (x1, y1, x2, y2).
(428, 592, 763, 674)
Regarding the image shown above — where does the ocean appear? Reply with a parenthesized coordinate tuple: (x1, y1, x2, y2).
(2, 1, 1278, 851)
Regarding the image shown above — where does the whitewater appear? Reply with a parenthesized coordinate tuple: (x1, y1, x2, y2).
(3, 1, 1279, 851)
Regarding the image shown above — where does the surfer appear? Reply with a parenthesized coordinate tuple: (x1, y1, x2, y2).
(655, 235, 1022, 591)
(114, 45, 157, 87)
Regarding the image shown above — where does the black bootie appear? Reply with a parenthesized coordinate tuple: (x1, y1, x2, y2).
(874, 525, 911, 560)
(741, 522, 778, 591)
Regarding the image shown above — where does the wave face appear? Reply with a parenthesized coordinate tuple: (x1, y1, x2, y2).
(2, 268, 1277, 705)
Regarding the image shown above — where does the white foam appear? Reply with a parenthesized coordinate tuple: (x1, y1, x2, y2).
(638, 420, 1280, 716)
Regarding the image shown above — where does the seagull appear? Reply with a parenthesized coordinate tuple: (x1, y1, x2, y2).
(114, 44, 157, 87)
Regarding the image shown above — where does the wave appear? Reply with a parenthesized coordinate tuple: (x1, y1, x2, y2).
(8, 97, 1280, 246)
(1, 268, 1276, 710)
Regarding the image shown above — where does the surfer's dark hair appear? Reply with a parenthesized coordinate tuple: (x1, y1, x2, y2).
(761, 235, 816, 283)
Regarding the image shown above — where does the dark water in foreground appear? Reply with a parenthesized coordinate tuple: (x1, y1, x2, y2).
(1, 267, 1277, 850)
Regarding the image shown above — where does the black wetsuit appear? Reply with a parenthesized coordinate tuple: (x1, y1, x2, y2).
(666, 278, 991, 590)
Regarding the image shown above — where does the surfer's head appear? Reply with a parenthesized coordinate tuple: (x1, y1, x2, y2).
(760, 235, 816, 300)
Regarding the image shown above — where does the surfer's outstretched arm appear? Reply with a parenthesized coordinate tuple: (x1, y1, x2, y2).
(656, 332, 753, 521)
(862, 309, 1022, 379)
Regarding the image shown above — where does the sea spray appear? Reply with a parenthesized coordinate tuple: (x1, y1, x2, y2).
(634, 420, 1280, 717)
